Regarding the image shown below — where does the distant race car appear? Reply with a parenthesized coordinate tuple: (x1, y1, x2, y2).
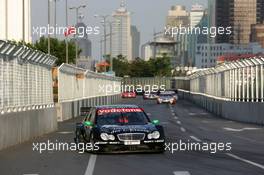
(74, 105, 165, 153)
(143, 92, 159, 100)
(157, 91, 178, 104)
(121, 91, 136, 98)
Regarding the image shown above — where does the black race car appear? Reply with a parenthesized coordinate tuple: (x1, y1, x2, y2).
(74, 105, 165, 153)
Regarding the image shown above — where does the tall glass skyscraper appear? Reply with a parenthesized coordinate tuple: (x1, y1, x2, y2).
(112, 1, 132, 61)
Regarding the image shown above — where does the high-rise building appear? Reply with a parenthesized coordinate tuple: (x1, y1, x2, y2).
(75, 21, 92, 59)
(250, 24, 264, 48)
(166, 5, 189, 27)
(214, 0, 264, 44)
(141, 42, 153, 61)
(190, 4, 204, 28)
(131, 25, 140, 59)
(195, 42, 264, 68)
(166, 5, 189, 66)
(112, 1, 132, 61)
(150, 34, 177, 65)
(188, 10, 208, 66)
(207, 0, 216, 44)
(257, 0, 264, 23)
(231, 0, 257, 44)
(0, 0, 31, 42)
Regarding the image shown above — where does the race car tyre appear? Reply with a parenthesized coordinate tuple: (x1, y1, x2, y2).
(74, 130, 81, 144)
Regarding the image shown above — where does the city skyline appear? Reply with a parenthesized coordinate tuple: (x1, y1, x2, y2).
(30, 0, 207, 60)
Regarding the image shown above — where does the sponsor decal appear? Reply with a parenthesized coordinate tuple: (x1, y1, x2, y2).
(97, 108, 143, 115)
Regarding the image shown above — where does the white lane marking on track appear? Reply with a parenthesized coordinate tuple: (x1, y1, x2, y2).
(84, 154, 97, 175)
(177, 121, 181, 125)
(57, 131, 74, 134)
(223, 127, 261, 132)
(172, 112, 175, 116)
(173, 171, 190, 175)
(174, 116, 178, 119)
(232, 135, 264, 144)
(180, 127, 186, 132)
(190, 136, 201, 142)
(226, 153, 264, 170)
(188, 113, 196, 116)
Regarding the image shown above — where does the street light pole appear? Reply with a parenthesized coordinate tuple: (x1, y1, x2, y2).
(54, 0, 58, 37)
(22, 0, 25, 42)
(104, 18, 107, 57)
(94, 15, 109, 59)
(5, 0, 8, 39)
(48, 0, 51, 55)
(109, 22, 113, 71)
(65, 0, 69, 63)
(69, 5, 86, 65)
(75, 9, 78, 65)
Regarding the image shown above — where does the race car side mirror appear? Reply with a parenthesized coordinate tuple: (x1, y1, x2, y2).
(84, 121, 93, 127)
(151, 119, 160, 125)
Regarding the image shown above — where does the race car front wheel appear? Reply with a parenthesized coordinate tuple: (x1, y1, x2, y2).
(74, 130, 82, 144)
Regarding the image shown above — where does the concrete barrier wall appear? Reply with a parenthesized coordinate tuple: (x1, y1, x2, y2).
(0, 107, 57, 150)
(57, 94, 121, 121)
(179, 90, 264, 125)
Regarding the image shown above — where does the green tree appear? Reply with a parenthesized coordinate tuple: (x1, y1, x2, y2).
(149, 53, 172, 77)
(34, 36, 79, 65)
(112, 55, 130, 77)
(112, 53, 172, 77)
(129, 58, 154, 77)
(12, 37, 80, 66)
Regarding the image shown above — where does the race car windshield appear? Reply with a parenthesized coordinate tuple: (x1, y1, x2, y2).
(96, 111, 149, 126)
(147, 92, 157, 95)
(160, 94, 173, 97)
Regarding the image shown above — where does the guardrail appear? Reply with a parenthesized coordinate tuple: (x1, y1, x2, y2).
(57, 63, 122, 103)
(55, 63, 122, 121)
(189, 57, 264, 102)
(0, 40, 57, 114)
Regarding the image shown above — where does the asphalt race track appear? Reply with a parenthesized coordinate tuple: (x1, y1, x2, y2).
(0, 97, 264, 175)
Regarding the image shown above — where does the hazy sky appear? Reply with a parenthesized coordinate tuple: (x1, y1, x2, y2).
(32, 0, 207, 59)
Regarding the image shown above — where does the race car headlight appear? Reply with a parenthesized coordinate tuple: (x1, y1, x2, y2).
(100, 133, 109, 141)
(147, 131, 160, 139)
(108, 134, 115, 141)
(100, 133, 115, 141)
